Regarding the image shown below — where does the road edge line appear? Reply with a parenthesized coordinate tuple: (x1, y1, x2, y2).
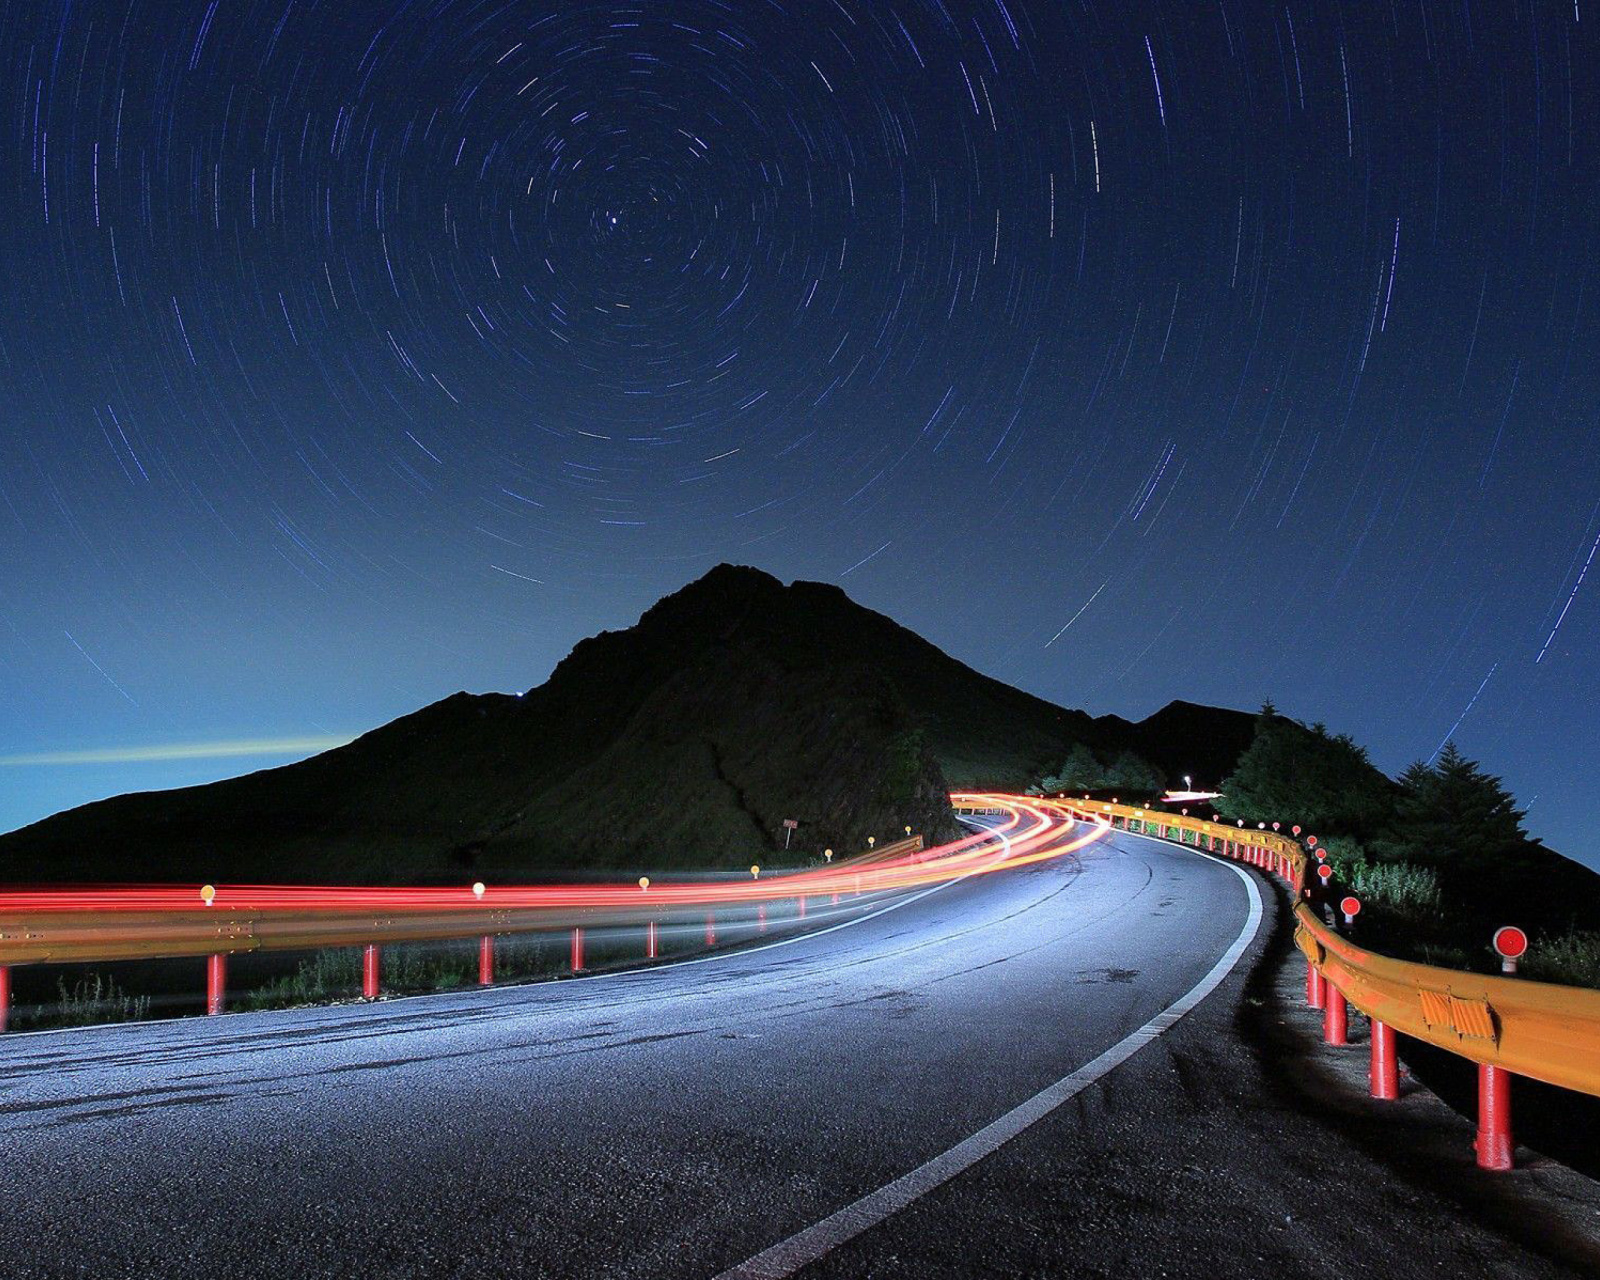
(711, 838, 1265, 1280)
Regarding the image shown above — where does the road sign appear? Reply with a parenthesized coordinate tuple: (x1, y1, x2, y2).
(782, 819, 798, 829)
(781, 818, 797, 850)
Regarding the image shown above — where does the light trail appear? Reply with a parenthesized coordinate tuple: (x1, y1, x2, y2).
(0, 795, 1104, 923)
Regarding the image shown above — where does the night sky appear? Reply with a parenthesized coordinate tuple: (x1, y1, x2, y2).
(2, 2, 1597, 867)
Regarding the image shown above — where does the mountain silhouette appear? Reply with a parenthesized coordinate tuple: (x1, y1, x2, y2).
(0, 565, 1256, 884)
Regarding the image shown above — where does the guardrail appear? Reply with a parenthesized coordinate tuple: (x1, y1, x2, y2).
(0, 796, 1106, 1033)
(1051, 794, 1600, 1171)
(0, 831, 927, 1028)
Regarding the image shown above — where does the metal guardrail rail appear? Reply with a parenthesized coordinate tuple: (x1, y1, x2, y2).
(1053, 795, 1600, 1170)
(0, 830, 939, 1025)
(12, 787, 1588, 1173)
(0, 796, 1110, 1031)
(0, 832, 929, 967)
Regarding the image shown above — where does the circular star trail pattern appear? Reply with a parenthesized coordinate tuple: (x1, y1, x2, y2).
(1, 2, 1599, 862)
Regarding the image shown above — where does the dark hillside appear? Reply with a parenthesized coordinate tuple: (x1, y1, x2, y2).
(1091, 699, 1258, 793)
(0, 565, 1260, 884)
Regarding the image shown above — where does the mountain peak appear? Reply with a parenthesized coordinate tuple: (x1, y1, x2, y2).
(0, 565, 1262, 883)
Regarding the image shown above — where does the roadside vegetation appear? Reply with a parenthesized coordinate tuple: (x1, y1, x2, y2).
(1523, 931, 1600, 989)
(1033, 742, 1165, 797)
(240, 936, 574, 1011)
(9, 921, 749, 1031)
(11, 973, 152, 1031)
(1206, 704, 1600, 988)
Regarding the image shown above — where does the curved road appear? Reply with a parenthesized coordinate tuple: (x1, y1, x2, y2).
(0, 820, 1260, 1278)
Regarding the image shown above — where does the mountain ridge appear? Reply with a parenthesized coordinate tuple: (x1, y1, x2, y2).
(0, 564, 1257, 884)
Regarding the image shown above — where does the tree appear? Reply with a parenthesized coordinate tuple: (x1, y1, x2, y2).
(1104, 750, 1164, 794)
(1388, 743, 1527, 865)
(1042, 743, 1105, 793)
(1214, 704, 1392, 837)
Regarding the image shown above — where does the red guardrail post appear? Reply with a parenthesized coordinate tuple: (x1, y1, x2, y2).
(0, 963, 10, 1032)
(1324, 983, 1349, 1046)
(1370, 1020, 1399, 1099)
(362, 943, 380, 999)
(206, 953, 226, 1015)
(478, 935, 494, 986)
(705, 912, 717, 947)
(1476, 1065, 1514, 1170)
(757, 904, 767, 934)
(1307, 961, 1326, 1009)
(797, 896, 806, 919)
(646, 919, 658, 959)
(570, 927, 585, 973)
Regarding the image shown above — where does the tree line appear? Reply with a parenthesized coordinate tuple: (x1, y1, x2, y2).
(1213, 703, 1599, 984)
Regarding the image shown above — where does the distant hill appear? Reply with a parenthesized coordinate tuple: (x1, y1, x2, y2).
(0, 565, 1259, 884)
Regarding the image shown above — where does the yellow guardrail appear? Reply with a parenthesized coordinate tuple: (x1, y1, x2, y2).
(1048, 793, 1600, 1169)
(1293, 913, 1600, 1096)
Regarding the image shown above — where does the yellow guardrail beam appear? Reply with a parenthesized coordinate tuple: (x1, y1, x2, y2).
(1050, 794, 1600, 1124)
(1294, 905, 1600, 1097)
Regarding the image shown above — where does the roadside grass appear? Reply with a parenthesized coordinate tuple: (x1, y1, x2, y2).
(240, 947, 365, 1010)
(1524, 930, 1600, 990)
(12, 973, 152, 1030)
(239, 937, 570, 1010)
(9, 909, 806, 1029)
(1346, 860, 1443, 923)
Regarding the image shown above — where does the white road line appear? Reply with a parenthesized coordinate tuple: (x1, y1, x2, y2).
(711, 840, 1265, 1280)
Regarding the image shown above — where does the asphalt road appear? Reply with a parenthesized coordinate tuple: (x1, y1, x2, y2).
(0, 818, 1273, 1278)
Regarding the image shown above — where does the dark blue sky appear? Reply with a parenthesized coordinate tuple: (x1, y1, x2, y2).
(2, 1, 1597, 868)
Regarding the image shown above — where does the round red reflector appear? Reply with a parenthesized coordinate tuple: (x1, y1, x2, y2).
(1340, 896, 1361, 917)
(1306, 835, 1318, 847)
(1493, 926, 1528, 960)
(1317, 864, 1333, 881)
(1292, 825, 1302, 836)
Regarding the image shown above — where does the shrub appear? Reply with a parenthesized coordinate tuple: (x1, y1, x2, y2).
(240, 948, 363, 1010)
(1523, 931, 1600, 990)
(1347, 859, 1443, 922)
(45, 973, 151, 1027)
(239, 937, 572, 1011)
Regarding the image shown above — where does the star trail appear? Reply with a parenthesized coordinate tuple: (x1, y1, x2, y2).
(1, 2, 1597, 866)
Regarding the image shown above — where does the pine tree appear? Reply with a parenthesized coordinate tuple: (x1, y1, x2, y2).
(1044, 743, 1104, 792)
(1390, 743, 1526, 864)
(1105, 750, 1163, 793)
(1215, 711, 1391, 836)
